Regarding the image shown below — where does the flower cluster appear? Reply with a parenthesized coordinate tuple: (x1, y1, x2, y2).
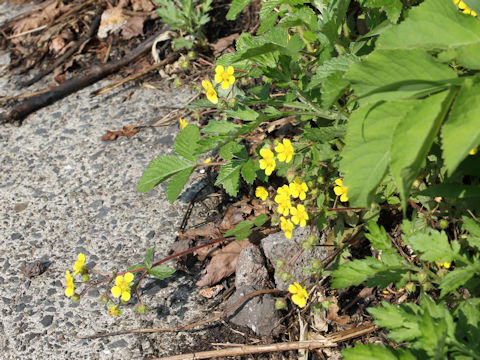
(453, 0, 477, 16)
(289, 282, 308, 308)
(277, 179, 309, 238)
(258, 139, 295, 176)
(178, 118, 188, 130)
(65, 253, 88, 299)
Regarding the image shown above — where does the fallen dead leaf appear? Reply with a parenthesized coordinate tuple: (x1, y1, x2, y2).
(210, 33, 239, 56)
(11, 1, 61, 35)
(196, 239, 252, 287)
(101, 125, 139, 141)
(326, 303, 351, 325)
(131, 0, 155, 12)
(121, 16, 145, 40)
(199, 284, 224, 299)
(98, 7, 128, 39)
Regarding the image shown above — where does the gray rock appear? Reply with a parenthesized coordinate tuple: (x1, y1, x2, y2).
(235, 246, 269, 289)
(226, 285, 283, 337)
(261, 226, 332, 290)
(40, 315, 53, 327)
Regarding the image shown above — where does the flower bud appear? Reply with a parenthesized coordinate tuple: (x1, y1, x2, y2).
(438, 219, 449, 230)
(174, 78, 182, 88)
(421, 282, 433, 291)
(405, 282, 416, 294)
(227, 98, 237, 107)
(71, 294, 80, 303)
(321, 300, 331, 310)
(276, 259, 286, 268)
(81, 274, 90, 282)
(187, 51, 195, 59)
(135, 304, 147, 314)
(275, 299, 287, 310)
(417, 271, 427, 283)
(281, 272, 292, 282)
(99, 294, 109, 305)
(312, 259, 323, 271)
(181, 61, 189, 69)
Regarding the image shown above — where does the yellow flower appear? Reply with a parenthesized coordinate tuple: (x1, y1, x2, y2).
(203, 158, 211, 164)
(214, 65, 235, 90)
(65, 271, 75, 297)
(255, 186, 269, 201)
(108, 305, 121, 317)
(275, 185, 292, 216)
(470, 146, 478, 155)
(179, 118, 188, 130)
(202, 80, 218, 104)
(453, 0, 477, 16)
(274, 139, 294, 163)
(289, 282, 308, 308)
(259, 148, 276, 176)
(73, 253, 85, 276)
(111, 272, 134, 302)
(333, 178, 349, 202)
(280, 216, 294, 239)
(290, 204, 309, 227)
(289, 178, 308, 200)
(438, 260, 452, 269)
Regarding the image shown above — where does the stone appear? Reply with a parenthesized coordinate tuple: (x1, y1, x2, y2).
(235, 246, 269, 289)
(226, 285, 283, 337)
(261, 226, 333, 291)
(40, 315, 53, 327)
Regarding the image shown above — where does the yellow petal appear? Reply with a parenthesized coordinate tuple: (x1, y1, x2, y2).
(221, 81, 230, 90)
(115, 275, 124, 286)
(226, 66, 234, 75)
(214, 73, 222, 83)
(292, 294, 306, 308)
(121, 291, 131, 302)
(111, 286, 122, 298)
(215, 65, 224, 74)
(335, 179, 343, 186)
(124, 272, 134, 283)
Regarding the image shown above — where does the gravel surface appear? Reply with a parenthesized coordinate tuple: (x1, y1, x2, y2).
(0, 4, 213, 358)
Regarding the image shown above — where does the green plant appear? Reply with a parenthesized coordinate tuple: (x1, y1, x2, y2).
(153, 0, 213, 49)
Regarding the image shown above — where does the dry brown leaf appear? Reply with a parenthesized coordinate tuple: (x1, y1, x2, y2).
(177, 224, 222, 241)
(101, 125, 139, 141)
(196, 239, 252, 287)
(131, 0, 155, 12)
(98, 7, 128, 39)
(121, 16, 145, 40)
(12, 1, 61, 34)
(210, 33, 239, 56)
(326, 303, 351, 325)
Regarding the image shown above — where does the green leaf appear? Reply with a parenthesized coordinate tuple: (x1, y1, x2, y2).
(137, 155, 193, 193)
(215, 160, 243, 196)
(441, 77, 480, 175)
(378, 0, 480, 68)
(403, 230, 458, 264)
(367, 301, 422, 341)
(308, 54, 359, 90)
(390, 91, 450, 210)
(195, 136, 229, 154)
(254, 213, 268, 226)
(174, 124, 200, 162)
(417, 184, 480, 199)
(145, 247, 155, 270)
(462, 216, 480, 237)
(365, 221, 394, 251)
(226, 0, 251, 20)
(321, 72, 350, 109)
(331, 257, 389, 288)
(219, 142, 247, 161)
(277, 7, 317, 31)
(342, 343, 416, 360)
(362, 0, 403, 23)
(439, 264, 480, 297)
(340, 101, 414, 206)
(241, 158, 256, 184)
(225, 106, 259, 121)
(172, 37, 194, 50)
(127, 264, 144, 271)
(345, 49, 456, 104)
(257, 11, 279, 34)
(224, 220, 254, 241)
(166, 166, 194, 203)
(202, 120, 241, 135)
(149, 265, 175, 280)
(302, 125, 346, 142)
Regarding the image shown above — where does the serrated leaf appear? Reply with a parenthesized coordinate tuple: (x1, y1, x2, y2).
(202, 120, 241, 135)
(225, 106, 259, 121)
(367, 301, 422, 341)
(226, 0, 251, 20)
(195, 136, 229, 154)
(166, 166, 194, 203)
(128, 264, 144, 271)
(378, 0, 480, 69)
(302, 125, 346, 142)
(277, 7, 317, 31)
(149, 265, 175, 280)
(342, 343, 416, 360)
(219, 142, 247, 161)
(145, 247, 155, 270)
(241, 159, 256, 184)
(340, 101, 414, 206)
(417, 184, 480, 199)
(362, 0, 403, 23)
(463, 216, 480, 250)
(257, 11, 279, 34)
(137, 155, 193, 193)
(254, 213, 268, 226)
(390, 91, 450, 210)
(174, 124, 200, 162)
(215, 160, 243, 196)
(441, 77, 480, 175)
(224, 220, 254, 241)
(321, 72, 350, 109)
(404, 230, 457, 263)
(308, 54, 359, 90)
(365, 221, 394, 251)
(345, 49, 456, 104)
(439, 265, 479, 297)
(331, 257, 389, 288)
